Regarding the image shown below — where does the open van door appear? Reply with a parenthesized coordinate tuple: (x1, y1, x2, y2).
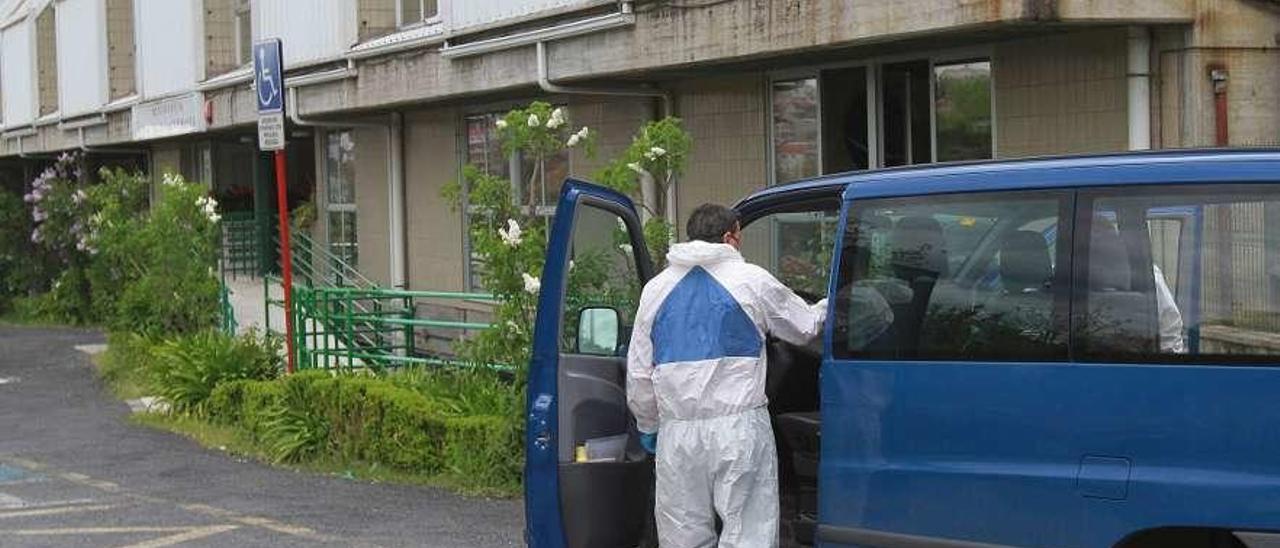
(526, 179, 656, 548)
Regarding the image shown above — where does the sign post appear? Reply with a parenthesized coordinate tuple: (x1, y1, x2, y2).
(255, 38, 296, 374)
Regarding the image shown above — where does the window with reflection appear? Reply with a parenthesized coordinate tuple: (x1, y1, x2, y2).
(934, 60, 993, 162)
(771, 79, 820, 185)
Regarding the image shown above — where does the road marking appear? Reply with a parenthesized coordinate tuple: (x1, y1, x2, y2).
(0, 504, 115, 519)
(0, 376, 18, 385)
(118, 524, 241, 548)
(0, 456, 346, 542)
(0, 493, 25, 508)
(74, 343, 108, 355)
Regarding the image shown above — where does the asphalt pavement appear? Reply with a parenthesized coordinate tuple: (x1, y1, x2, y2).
(0, 326, 524, 547)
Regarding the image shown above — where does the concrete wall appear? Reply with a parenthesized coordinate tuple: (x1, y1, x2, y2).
(674, 74, 769, 239)
(994, 28, 1129, 157)
(404, 107, 464, 291)
(106, 0, 135, 100)
(353, 126, 390, 285)
(565, 95, 653, 180)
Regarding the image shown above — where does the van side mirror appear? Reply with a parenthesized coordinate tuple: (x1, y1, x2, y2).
(577, 307, 621, 356)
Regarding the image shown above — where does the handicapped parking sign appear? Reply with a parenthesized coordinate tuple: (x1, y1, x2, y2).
(254, 39, 285, 150)
(253, 39, 284, 114)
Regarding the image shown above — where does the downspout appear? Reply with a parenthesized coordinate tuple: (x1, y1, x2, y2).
(1209, 66, 1229, 147)
(535, 40, 674, 224)
(287, 87, 407, 289)
(1127, 26, 1151, 150)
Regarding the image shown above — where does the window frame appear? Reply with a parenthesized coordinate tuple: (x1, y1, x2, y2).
(395, 0, 440, 28)
(1073, 183, 1280, 366)
(765, 46, 996, 182)
(323, 129, 358, 269)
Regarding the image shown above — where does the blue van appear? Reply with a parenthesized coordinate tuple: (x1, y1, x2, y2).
(525, 150, 1280, 548)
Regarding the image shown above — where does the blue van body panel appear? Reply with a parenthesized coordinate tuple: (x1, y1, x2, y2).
(814, 150, 1280, 547)
(525, 179, 642, 548)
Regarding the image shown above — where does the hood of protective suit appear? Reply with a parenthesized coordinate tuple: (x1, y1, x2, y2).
(666, 241, 742, 268)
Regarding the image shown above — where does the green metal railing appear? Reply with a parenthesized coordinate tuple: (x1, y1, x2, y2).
(261, 229, 496, 370)
(220, 211, 262, 279)
(219, 282, 238, 335)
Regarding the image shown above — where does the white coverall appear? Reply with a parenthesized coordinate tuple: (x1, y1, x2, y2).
(626, 241, 827, 548)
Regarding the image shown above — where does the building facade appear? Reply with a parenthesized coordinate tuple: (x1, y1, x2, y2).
(0, 0, 1278, 293)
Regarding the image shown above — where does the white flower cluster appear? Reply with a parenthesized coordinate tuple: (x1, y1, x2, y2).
(546, 108, 566, 130)
(196, 195, 221, 224)
(643, 146, 667, 161)
(498, 218, 523, 247)
(522, 272, 541, 295)
(566, 126, 590, 148)
(161, 172, 183, 187)
(495, 118, 508, 129)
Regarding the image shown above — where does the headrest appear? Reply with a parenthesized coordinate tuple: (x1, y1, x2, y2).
(1000, 230, 1052, 293)
(889, 216, 948, 277)
(1089, 220, 1132, 291)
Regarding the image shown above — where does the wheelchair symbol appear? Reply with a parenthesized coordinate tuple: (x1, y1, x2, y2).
(256, 47, 280, 110)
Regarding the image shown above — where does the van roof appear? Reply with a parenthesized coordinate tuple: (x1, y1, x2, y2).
(735, 148, 1280, 208)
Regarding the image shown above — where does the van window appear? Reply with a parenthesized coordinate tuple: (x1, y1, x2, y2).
(740, 208, 840, 300)
(833, 190, 1072, 360)
(1076, 185, 1280, 363)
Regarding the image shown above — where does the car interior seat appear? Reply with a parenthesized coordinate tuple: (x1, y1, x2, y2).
(1084, 220, 1158, 356)
(888, 216, 948, 358)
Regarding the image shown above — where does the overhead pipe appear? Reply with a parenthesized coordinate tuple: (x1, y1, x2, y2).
(535, 39, 674, 224)
(287, 87, 407, 289)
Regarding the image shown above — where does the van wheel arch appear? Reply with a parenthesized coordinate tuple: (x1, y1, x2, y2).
(1115, 527, 1246, 548)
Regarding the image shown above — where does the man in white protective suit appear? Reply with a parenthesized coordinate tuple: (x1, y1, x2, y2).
(626, 203, 827, 548)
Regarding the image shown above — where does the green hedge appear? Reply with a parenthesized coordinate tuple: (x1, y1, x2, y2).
(206, 372, 521, 492)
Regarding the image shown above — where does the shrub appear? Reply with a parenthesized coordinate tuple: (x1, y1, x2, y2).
(151, 330, 282, 415)
(204, 373, 522, 493)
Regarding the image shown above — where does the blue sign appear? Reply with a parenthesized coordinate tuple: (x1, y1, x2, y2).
(253, 39, 284, 114)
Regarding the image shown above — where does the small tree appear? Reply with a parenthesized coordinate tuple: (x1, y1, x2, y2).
(594, 117, 692, 266)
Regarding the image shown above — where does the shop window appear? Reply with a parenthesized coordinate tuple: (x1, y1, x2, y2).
(325, 130, 358, 269)
(934, 60, 993, 162)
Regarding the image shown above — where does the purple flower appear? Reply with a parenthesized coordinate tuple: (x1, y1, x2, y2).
(31, 208, 45, 222)
(22, 193, 34, 203)
(30, 228, 41, 243)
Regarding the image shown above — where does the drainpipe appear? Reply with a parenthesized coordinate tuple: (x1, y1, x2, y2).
(1209, 66, 1230, 147)
(535, 40, 673, 224)
(287, 87, 407, 289)
(1127, 26, 1151, 151)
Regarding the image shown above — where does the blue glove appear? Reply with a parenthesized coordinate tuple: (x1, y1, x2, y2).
(639, 432, 658, 455)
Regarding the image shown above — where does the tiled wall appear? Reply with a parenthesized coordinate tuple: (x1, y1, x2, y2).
(994, 28, 1129, 157)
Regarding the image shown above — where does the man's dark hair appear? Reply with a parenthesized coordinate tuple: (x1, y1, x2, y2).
(686, 203, 739, 243)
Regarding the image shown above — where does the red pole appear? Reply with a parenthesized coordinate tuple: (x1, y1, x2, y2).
(274, 149, 296, 374)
